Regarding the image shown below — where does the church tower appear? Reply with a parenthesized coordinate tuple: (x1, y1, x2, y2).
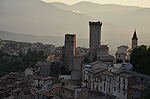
(132, 29, 138, 48)
(89, 21, 102, 61)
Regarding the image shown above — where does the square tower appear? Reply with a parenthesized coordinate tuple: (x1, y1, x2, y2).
(64, 34, 76, 70)
(89, 21, 102, 61)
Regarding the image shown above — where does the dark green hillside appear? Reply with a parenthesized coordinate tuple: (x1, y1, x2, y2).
(0, 50, 47, 77)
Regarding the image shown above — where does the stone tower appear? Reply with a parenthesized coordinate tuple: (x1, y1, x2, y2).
(132, 29, 138, 48)
(89, 21, 102, 61)
(64, 34, 76, 70)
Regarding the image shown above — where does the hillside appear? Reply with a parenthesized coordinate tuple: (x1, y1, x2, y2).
(0, 0, 150, 53)
(0, 0, 94, 37)
(51, 1, 141, 21)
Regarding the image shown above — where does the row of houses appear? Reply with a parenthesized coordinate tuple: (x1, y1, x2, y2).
(0, 70, 88, 99)
(82, 62, 150, 99)
(0, 40, 56, 56)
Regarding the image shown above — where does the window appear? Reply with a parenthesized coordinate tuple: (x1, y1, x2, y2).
(119, 84, 120, 89)
(100, 86, 102, 89)
(110, 69, 112, 72)
(99, 79, 102, 82)
(119, 77, 121, 83)
(71, 92, 73, 96)
(104, 82, 105, 87)
(63, 90, 64, 93)
(104, 76, 106, 81)
(123, 79, 125, 84)
(114, 87, 116, 91)
(123, 92, 126, 95)
(123, 85, 125, 90)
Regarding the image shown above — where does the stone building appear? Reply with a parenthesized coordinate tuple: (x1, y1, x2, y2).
(132, 30, 138, 49)
(61, 84, 81, 99)
(97, 45, 109, 60)
(82, 65, 138, 99)
(128, 83, 149, 99)
(89, 21, 102, 61)
(62, 34, 84, 81)
(64, 34, 76, 71)
(115, 45, 129, 63)
(71, 54, 84, 80)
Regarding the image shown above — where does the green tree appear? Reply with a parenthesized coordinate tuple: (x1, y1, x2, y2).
(130, 45, 150, 75)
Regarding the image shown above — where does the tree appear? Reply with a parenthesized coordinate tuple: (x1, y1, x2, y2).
(130, 45, 150, 75)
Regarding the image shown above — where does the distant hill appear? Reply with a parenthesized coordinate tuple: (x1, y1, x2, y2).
(0, 0, 150, 54)
(51, 1, 150, 33)
(0, 0, 134, 38)
(0, 0, 94, 38)
(50, 1, 150, 47)
(51, 1, 141, 22)
(0, 30, 89, 48)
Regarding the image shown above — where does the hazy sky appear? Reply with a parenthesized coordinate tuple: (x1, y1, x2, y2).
(41, 0, 150, 8)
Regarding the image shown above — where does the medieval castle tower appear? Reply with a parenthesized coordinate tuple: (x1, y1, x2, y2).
(64, 34, 76, 70)
(89, 21, 102, 61)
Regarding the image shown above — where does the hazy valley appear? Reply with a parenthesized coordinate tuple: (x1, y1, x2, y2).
(0, 0, 150, 53)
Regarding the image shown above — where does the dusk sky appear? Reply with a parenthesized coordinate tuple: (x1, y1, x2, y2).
(42, 0, 150, 8)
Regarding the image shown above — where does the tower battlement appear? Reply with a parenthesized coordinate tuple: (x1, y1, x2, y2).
(65, 34, 76, 42)
(89, 21, 102, 26)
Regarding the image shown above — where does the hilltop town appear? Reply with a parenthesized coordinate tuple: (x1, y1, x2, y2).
(0, 21, 150, 99)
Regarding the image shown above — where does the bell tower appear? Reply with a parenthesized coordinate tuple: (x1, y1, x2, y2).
(132, 29, 138, 48)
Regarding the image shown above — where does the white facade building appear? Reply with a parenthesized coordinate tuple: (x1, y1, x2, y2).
(82, 66, 134, 99)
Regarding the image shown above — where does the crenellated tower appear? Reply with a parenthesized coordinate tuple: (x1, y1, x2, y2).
(64, 34, 76, 70)
(89, 21, 102, 61)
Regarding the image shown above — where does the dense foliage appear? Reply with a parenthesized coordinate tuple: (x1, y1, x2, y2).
(0, 50, 47, 77)
(130, 45, 150, 75)
(142, 92, 150, 99)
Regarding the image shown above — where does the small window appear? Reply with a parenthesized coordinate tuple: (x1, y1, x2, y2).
(100, 86, 102, 89)
(123, 79, 125, 84)
(71, 92, 73, 96)
(110, 69, 112, 72)
(114, 87, 116, 91)
(119, 77, 120, 83)
(123, 92, 126, 95)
